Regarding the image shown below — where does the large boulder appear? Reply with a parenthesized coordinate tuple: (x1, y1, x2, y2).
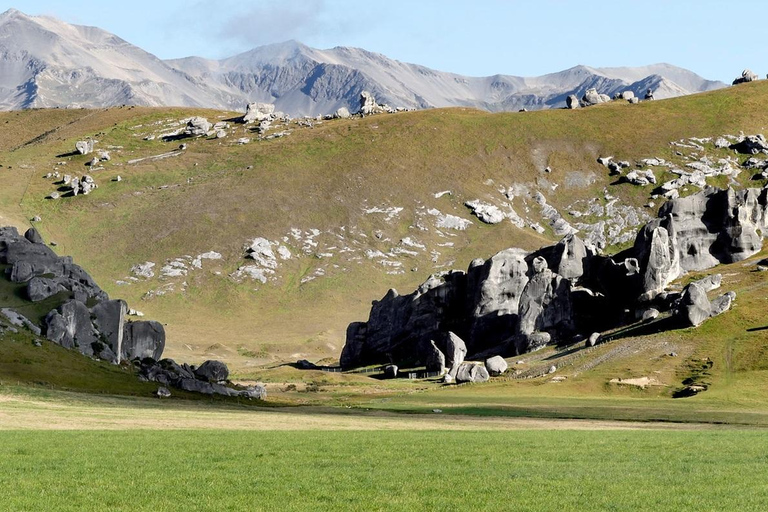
(184, 117, 211, 137)
(194, 360, 229, 383)
(635, 224, 680, 297)
(425, 339, 446, 373)
(455, 363, 490, 383)
(243, 103, 275, 123)
(678, 281, 712, 327)
(566, 95, 580, 109)
(44, 300, 98, 355)
(26, 277, 65, 302)
(485, 356, 508, 376)
(122, 321, 165, 361)
(24, 228, 44, 244)
(730, 134, 768, 155)
(444, 332, 467, 380)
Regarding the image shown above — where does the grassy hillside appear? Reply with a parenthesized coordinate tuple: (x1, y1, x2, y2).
(1, 82, 768, 373)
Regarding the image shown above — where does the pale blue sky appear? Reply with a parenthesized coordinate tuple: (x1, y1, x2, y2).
(2, 0, 764, 81)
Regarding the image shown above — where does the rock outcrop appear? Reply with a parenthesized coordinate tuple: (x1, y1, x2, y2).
(733, 69, 759, 85)
(243, 103, 275, 123)
(184, 117, 211, 137)
(341, 185, 751, 369)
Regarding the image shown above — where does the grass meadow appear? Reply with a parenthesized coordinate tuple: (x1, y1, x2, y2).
(1, 429, 767, 511)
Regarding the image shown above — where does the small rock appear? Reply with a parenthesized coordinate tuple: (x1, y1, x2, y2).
(383, 364, 398, 379)
(586, 332, 600, 347)
(156, 386, 171, 398)
(484, 356, 508, 376)
(548, 365, 557, 374)
(31, 216, 41, 222)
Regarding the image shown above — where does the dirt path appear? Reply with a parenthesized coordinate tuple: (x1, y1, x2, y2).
(0, 391, 739, 431)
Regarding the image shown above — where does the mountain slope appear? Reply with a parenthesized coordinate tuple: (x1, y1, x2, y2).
(0, 9, 725, 115)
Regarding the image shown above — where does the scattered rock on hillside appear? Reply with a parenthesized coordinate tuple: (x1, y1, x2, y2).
(733, 69, 759, 85)
(566, 95, 580, 109)
(730, 134, 768, 155)
(75, 139, 94, 155)
(243, 103, 275, 123)
(184, 117, 212, 137)
(335, 107, 351, 119)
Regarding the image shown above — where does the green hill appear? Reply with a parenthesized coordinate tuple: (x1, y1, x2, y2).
(2, 81, 768, 380)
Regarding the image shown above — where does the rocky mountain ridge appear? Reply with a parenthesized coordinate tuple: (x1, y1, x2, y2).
(0, 9, 724, 115)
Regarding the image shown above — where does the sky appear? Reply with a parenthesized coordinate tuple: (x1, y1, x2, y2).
(1, 0, 764, 82)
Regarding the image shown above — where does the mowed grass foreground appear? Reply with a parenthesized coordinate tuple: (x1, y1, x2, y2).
(1, 430, 767, 511)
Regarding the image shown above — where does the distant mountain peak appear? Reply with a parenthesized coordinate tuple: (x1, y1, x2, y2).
(0, 9, 727, 115)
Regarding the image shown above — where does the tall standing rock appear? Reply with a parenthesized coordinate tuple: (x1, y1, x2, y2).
(517, 256, 573, 338)
(444, 332, 467, 380)
(91, 299, 127, 363)
(468, 248, 529, 348)
(425, 339, 446, 373)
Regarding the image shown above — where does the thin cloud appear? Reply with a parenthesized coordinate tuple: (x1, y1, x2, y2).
(217, 0, 347, 48)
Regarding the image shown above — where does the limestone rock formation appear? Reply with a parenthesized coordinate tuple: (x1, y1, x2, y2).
(733, 69, 759, 85)
(517, 256, 573, 339)
(566, 95, 580, 109)
(677, 279, 735, 327)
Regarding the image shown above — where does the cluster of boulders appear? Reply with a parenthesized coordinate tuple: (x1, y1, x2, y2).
(340, 184, 754, 371)
(567, 88, 649, 109)
(1, 226, 263, 399)
(733, 69, 759, 85)
(135, 358, 266, 399)
(60, 174, 97, 196)
(1, 226, 164, 363)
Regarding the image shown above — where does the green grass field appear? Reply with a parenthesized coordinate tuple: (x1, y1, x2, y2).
(1, 429, 767, 511)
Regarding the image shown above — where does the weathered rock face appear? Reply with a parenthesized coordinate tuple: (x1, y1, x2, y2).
(45, 300, 99, 355)
(649, 186, 767, 273)
(517, 257, 573, 337)
(635, 224, 680, 297)
(549, 233, 588, 281)
(27, 277, 65, 302)
(468, 249, 529, 349)
(341, 187, 754, 369)
(136, 358, 266, 399)
(122, 321, 165, 361)
(194, 360, 229, 383)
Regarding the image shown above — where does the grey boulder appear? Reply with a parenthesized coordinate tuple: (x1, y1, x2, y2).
(484, 356, 508, 376)
(194, 360, 229, 383)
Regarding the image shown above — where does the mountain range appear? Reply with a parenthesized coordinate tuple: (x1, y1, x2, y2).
(0, 8, 726, 116)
